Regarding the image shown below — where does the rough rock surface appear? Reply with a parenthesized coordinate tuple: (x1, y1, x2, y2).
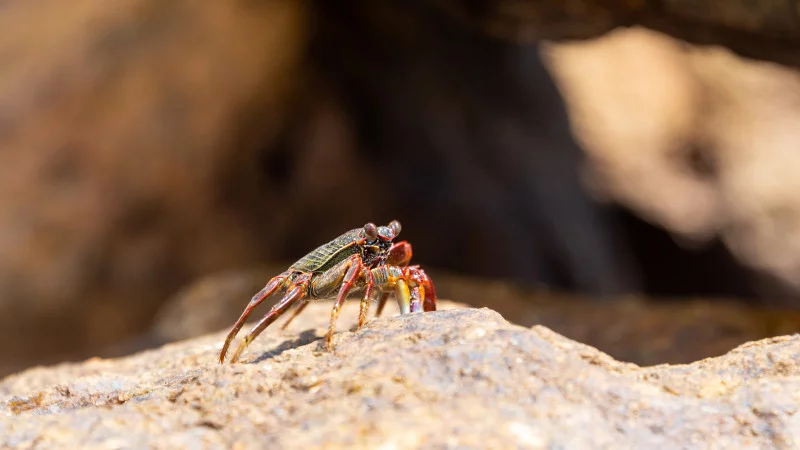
(3, 304, 800, 448)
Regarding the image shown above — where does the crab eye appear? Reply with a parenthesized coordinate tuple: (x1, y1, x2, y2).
(363, 222, 378, 240)
(389, 220, 401, 237)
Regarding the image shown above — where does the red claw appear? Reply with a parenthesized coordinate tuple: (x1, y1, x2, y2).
(384, 241, 436, 312)
(404, 265, 437, 313)
(386, 241, 413, 266)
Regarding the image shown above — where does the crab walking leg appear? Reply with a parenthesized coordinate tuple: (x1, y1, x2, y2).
(279, 300, 310, 331)
(219, 271, 293, 363)
(325, 254, 365, 349)
(374, 292, 391, 318)
(230, 274, 312, 363)
(357, 270, 376, 329)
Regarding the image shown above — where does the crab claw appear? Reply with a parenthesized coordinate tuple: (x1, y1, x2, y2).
(386, 240, 413, 267)
(385, 242, 437, 313)
(404, 265, 437, 313)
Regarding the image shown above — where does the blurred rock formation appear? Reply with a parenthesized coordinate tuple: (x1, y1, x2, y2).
(430, 0, 800, 67)
(0, 0, 308, 374)
(545, 27, 800, 300)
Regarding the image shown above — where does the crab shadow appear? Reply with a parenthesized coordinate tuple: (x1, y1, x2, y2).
(246, 315, 402, 364)
(249, 328, 325, 364)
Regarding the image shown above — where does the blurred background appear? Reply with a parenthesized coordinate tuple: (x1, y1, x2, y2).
(3, 0, 800, 376)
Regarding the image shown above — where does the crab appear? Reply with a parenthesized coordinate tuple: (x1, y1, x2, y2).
(218, 220, 437, 363)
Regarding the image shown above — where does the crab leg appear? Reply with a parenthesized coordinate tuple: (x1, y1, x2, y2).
(375, 292, 391, 318)
(326, 254, 365, 349)
(357, 270, 375, 329)
(229, 273, 312, 363)
(219, 271, 293, 363)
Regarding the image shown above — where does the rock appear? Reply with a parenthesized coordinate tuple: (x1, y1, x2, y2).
(3, 305, 800, 448)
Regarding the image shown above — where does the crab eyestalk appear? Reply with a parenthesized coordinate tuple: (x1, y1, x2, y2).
(363, 222, 378, 240)
(388, 220, 401, 237)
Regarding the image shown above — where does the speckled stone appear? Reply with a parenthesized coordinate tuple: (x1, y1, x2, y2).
(2, 304, 800, 448)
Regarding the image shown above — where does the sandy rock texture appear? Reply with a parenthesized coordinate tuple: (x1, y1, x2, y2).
(3, 304, 800, 448)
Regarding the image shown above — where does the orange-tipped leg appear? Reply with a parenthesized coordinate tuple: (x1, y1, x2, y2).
(219, 271, 293, 363)
(229, 274, 312, 363)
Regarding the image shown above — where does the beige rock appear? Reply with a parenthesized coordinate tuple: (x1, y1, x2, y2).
(3, 304, 800, 448)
